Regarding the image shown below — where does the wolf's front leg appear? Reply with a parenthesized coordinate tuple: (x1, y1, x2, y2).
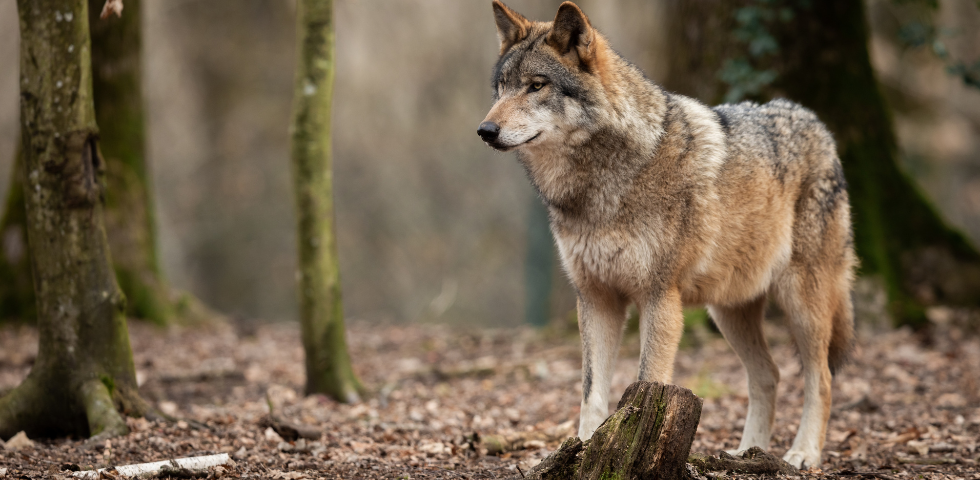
(637, 288, 684, 383)
(576, 294, 627, 440)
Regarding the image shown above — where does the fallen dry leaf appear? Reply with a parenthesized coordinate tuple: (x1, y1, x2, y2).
(3, 431, 33, 451)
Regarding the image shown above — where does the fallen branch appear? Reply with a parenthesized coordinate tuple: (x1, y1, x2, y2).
(72, 453, 229, 479)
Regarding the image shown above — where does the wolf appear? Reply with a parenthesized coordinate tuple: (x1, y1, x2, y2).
(477, 1, 856, 469)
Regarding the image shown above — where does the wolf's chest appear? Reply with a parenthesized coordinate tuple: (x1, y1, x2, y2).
(553, 227, 662, 295)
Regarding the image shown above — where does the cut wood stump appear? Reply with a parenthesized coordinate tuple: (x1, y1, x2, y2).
(520, 381, 703, 480)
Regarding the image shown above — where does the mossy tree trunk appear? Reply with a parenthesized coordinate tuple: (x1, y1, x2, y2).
(1, 0, 212, 326)
(291, 0, 361, 403)
(0, 0, 151, 441)
(0, 147, 34, 323)
(88, 0, 174, 326)
(662, 0, 980, 326)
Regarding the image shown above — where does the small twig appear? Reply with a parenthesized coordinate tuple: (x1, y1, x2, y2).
(838, 469, 900, 479)
(516, 465, 525, 478)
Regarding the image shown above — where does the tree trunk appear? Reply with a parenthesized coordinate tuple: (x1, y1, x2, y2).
(525, 197, 553, 327)
(523, 382, 703, 480)
(0, 146, 34, 323)
(291, 0, 361, 403)
(0, 0, 151, 440)
(661, 0, 980, 326)
(660, 0, 739, 105)
(0, 0, 216, 326)
(88, 0, 172, 326)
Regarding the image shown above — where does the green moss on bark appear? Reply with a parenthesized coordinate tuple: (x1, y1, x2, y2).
(523, 382, 702, 480)
(88, 0, 174, 325)
(291, 0, 362, 403)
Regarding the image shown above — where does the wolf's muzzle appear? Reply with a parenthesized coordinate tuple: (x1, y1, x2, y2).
(477, 121, 501, 142)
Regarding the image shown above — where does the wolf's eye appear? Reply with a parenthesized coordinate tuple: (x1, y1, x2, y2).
(530, 82, 544, 91)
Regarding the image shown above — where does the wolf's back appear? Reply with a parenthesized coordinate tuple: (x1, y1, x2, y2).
(714, 98, 856, 373)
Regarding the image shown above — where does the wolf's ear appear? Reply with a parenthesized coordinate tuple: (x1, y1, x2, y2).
(546, 2, 596, 69)
(492, 1, 531, 55)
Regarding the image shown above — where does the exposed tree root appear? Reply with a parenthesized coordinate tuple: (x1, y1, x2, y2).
(0, 376, 42, 440)
(688, 447, 800, 476)
(80, 379, 129, 441)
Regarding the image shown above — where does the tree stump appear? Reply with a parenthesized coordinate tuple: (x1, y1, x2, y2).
(522, 381, 703, 480)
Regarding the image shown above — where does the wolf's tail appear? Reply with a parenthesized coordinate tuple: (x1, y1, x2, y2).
(828, 290, 855, 375)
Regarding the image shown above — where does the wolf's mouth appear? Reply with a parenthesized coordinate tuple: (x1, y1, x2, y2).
(488, 132, 541, 151)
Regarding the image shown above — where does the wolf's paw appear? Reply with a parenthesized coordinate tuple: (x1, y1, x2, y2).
(782, 449, 820, 470)
(723, 449, 745, 457)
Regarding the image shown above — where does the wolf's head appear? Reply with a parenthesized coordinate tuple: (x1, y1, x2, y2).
(478, 1, 612, 153)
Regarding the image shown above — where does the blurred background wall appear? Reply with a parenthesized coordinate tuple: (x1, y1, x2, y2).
(0, 0, 977, 325)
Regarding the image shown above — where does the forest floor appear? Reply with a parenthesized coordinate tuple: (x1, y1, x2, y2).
(0, 312, 978, 479)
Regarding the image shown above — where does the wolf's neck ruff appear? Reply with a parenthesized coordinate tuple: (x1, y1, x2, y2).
(515, 69, 670, 223)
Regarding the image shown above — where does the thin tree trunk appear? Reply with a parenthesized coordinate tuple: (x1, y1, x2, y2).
(525, 197, 553, 327)
(88, 0, 172, 325)
(0, 146, 34, 323)
(291, 0, 361, 403)
(662, 0, 980, 326)
(0, 0, 150, 440)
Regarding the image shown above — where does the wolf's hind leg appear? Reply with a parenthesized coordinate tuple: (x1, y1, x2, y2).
(576, 294, 627, 440)
(708, 296, 779, 453)
(775, 275, 835, 469)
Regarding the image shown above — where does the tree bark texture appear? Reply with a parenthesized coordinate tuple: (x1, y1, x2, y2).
(0, 0, 148, 440)
(291, 0, 361, 403)
(661, 0, 980, 325)
(522, 382, 703, 480)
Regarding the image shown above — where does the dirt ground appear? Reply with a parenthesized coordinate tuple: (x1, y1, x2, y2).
(0, 312, 978, 479)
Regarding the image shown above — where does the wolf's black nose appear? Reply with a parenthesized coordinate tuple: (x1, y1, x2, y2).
(478, 121, 500, 142)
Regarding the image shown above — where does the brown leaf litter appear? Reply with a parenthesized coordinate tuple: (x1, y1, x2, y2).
(0, 316, 978, 479)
